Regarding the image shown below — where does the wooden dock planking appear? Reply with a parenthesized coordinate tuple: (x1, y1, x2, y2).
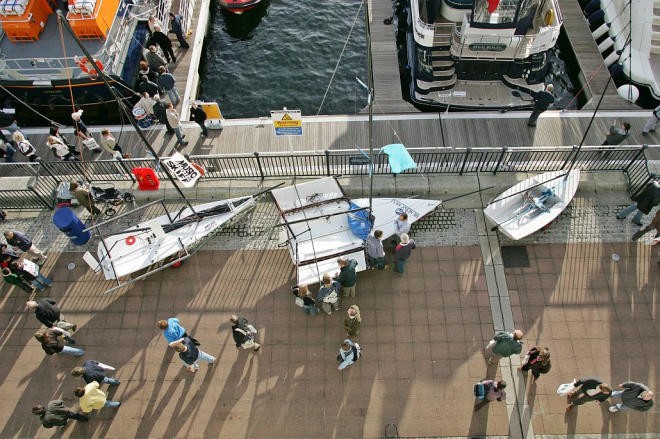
(368, 0, 418, 114)
(557, 0, 633, 110)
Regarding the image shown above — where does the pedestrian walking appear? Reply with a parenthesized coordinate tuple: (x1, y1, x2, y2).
(169, 12, 190, 48)
(616, 180, 660, 226)
(337, 338, 361, 370)
(149, 24, 176, 63)
(394, 233, 416, 274)
(519, 346, 551, 380)
(71, 360, 120, 385)
(74, 381, 121, 412)
(145, 45, 168, 72)
(69, 182, 101, 217)
(293, 284, 318, 315)
(0, 132, 16, 162)
(642, 104, 660, 135)
(609, 381, 654, 413)
(34, 328, 83, 356)
(157, 317, 199, 346)
(2, 266, 34, 293)
(602, 120, 631, 145)
(172, 336, 215, 373)
(565, 377, 612, 412)
(138, 60, 159, 83)
(50, 125, 80, 158)
(343, 305, 361, 338)
(166, 102, 188, 147)
(46, 134, 79, 161)
(10, 259, 52, 291)
(190, 101, 208, 136)
(137, 75, 159, 97)
(366, 229, 387, 270)
(474, 380, 507, 411)
(158, 66, 180, 106)
(230, 314, 261, 351)
(71, 109, 101, 152)
(4, 230, 47, 264)
(527, 83, 554, 127)
(317, 273, 340, 315)
(32, 400, 88, 428)
(484, 329, 523, 364)
(632, 209, 660, 241)
(334, 257, 358, 298)
(26, 298, 77, 333)
(153, 94, 174, 134)
(100, 129, 123, 158)
(12, 131, 40, 162)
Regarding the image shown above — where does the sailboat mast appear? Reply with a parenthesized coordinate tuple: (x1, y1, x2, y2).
(365, 1, 374, 215)
(55, 10, 197, 214)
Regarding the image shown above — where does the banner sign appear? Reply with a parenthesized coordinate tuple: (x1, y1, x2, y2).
(162, 152, 202, 188)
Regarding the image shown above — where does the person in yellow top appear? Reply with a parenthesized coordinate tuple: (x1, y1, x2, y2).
(74, 381, 121, 412)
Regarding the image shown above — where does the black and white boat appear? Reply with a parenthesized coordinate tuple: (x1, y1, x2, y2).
(404, 0, 563, 110)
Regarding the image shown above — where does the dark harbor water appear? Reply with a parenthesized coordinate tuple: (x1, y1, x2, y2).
(199, 0, 369, 119)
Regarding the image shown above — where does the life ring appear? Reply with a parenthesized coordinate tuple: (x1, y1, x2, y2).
(77, 57, 104, 79)
(544, 10, 554, 26)
(125, 235, 136, 245)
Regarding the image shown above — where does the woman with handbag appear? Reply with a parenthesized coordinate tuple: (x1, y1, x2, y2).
(71, 110, 102, 153)
(293, 285, 318, 315)
(520, 346, 551, 380)
(47, 135, 79, 161)
(317, 273, 340, 315)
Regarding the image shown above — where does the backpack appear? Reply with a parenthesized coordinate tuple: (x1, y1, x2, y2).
(351, 343, 361, 362)
(474, 381, 492, 399)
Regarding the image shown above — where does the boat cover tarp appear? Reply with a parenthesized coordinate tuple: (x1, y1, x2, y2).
(380, 143, 417, 173)
(347, 201, 372, 240)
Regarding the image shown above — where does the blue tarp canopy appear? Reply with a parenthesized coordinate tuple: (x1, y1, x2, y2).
(347, 202, 372, 240)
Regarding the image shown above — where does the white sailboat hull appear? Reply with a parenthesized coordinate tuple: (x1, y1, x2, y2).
(97, 196, 256, 280)
(272, 177, 440, 285)
(484, 170, 580, 240)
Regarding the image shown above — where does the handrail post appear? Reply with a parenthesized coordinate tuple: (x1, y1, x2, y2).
(325, 150, 331, 176)
(459, 147, 471, 175)
(253, 152, 264, 181)
(493, 146, 508, 174)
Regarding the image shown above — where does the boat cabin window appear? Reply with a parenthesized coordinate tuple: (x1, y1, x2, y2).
(471, 0, 534, 29)
(418, 0, 442, 24)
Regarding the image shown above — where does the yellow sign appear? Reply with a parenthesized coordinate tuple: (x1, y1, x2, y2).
(271, 109, 302, 136)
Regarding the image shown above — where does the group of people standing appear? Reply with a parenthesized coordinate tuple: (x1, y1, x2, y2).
(26, 297, 122, 428)
(478, 329, 654, 414)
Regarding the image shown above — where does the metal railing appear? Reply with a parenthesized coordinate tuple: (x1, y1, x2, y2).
(1, 145, 655, 210)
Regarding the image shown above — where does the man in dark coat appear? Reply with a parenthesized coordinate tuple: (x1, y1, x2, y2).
(527, 83, 554, 127)
(32, 400, 88, 428)
(169, 12, 190, 48)
(609, 381, 654, 413)
(230, 314, 261, 351)
(190, 102, 208, 137)
(617, 180, 660, 225)
(137, 75, 159, 98)
(4, 230, 46, 264)
(149, 24, 176, 63)
(334, 257, 358, 297)
(566, 377, 612, 412)
(153, 95, 175, 134)
(71, 360, 120, 385)
(26, 298, 77, 334)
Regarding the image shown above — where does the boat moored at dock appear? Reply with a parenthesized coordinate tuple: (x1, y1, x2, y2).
(218, 0, 263, 14)
(404, 0, 563, 110)
(0, 0, 172, 125)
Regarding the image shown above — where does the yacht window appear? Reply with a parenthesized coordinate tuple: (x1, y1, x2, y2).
(472, 0, 522, 26)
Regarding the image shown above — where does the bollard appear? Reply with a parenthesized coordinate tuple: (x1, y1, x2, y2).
(52, 207, 91, 245)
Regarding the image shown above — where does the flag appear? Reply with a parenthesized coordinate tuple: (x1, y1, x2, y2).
(488, 0, 500, 13)
(380, 143, 417, 174)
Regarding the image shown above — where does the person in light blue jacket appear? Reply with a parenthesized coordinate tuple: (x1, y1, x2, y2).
(337, 339, 361, 370)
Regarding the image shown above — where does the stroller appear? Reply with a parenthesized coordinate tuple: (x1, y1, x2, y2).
(90, 185, 135, 217)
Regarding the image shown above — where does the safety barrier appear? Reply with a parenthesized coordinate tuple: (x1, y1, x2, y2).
(0, 144, 655, 209)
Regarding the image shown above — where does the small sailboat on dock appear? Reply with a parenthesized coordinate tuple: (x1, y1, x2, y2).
(484, 170, 580, 240)
(272, 177, 440, 286)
